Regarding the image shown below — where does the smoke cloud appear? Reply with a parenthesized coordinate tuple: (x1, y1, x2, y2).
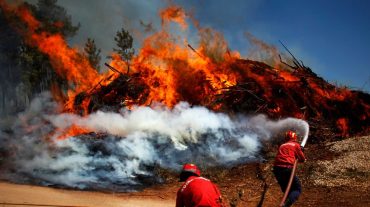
(0, 92, 308, 191)
(24, 0, 166, 67)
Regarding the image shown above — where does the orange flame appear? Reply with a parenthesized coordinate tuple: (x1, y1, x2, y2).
(160, 5, 188, 30)
(0, 1, 118, 113)
(1, 1, 368, 139)
(57, 124, 92, 140)
(336, 118, 349, 137)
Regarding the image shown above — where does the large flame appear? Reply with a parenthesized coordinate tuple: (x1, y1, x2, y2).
(0, 1, 368, 139)
(0, 1, 120, 113)
(105, 6, 242, 108)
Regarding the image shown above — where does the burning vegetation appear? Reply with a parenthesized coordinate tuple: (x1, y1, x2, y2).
(0, 1, 369, 141)
(0, 0, 369, 194)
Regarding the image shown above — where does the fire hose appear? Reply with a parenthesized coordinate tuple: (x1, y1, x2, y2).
(278, 127, 309, 207)
(278, 160, 298, 207)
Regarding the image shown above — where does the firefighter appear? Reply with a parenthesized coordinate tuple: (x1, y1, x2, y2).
(176, 163, 223, 207)
(273, 130, 306, 207)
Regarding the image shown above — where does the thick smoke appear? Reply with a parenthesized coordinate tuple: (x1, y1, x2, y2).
(0, 92, 308, 191)
(24, 0, 167, 67)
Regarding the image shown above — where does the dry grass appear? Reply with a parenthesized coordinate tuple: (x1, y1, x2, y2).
(310, 135, 370, 188)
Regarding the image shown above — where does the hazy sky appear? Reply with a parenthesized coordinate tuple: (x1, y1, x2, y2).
(25, 0, 370, 92)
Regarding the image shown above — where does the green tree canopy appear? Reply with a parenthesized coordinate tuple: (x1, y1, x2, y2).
(113, 28, 135, 63)
(84, 38, 101, 72)
(35, 0, 80, 38)
(18, 0, 79, 95)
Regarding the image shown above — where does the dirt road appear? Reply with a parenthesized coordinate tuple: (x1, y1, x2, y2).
(0, 182, 175, 207)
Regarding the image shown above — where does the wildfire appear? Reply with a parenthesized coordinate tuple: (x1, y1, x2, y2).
(336, 118, 349, 137)
(1, 1, 368, 140)
(106, 6, 241, 108)
(160, 5, 188, 29)
(0, 0, 121, 113)
(56, 124, 92, 140)
(0, 1, 244, 111)
(10, 4, 102, 90)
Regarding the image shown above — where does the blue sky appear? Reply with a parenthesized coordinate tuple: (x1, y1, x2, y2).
(175, 0, 370, 92)
(26, 0, 370, 92)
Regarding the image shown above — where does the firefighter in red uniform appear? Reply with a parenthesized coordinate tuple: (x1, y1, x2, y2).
(273, 130, 306, 207)
(176, 163, 223, 207)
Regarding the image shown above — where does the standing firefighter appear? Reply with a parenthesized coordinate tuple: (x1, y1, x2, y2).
(273, 130, 306, 207)
(176, 163, 223, 207)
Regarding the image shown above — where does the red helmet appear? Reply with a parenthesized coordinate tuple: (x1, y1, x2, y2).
(182, 163, 201, 176)
(285, 130, 298, 141)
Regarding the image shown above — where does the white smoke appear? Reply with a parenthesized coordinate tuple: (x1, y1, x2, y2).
(0, 92, 309, 191)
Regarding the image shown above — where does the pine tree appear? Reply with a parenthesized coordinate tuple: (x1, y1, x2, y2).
(113, 28, 135, 63)
(84, 38, 101, 72)
(0, 0, 80, 114)
(18, 0, 79, 96)
(36, 0, 80, 38)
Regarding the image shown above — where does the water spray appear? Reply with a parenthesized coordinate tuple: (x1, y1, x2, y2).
(0, 93, 312, 192)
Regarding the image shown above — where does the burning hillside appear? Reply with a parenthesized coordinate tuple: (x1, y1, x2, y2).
(80, 58, 369, 142)
(1, 1, 368, 140)
(0, 0, 369, 192)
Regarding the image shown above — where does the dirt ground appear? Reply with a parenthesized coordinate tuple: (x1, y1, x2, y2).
(0, 136, 369, 207)
(0, 181, 175, 207)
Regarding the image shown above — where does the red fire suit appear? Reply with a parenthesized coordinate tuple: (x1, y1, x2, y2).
(273, 139, 306, 206)
(274, 140, 306, 168)
(176, 176, 222, 207)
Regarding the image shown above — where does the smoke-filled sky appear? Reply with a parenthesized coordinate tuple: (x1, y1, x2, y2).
(24, 0, 370, 92)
